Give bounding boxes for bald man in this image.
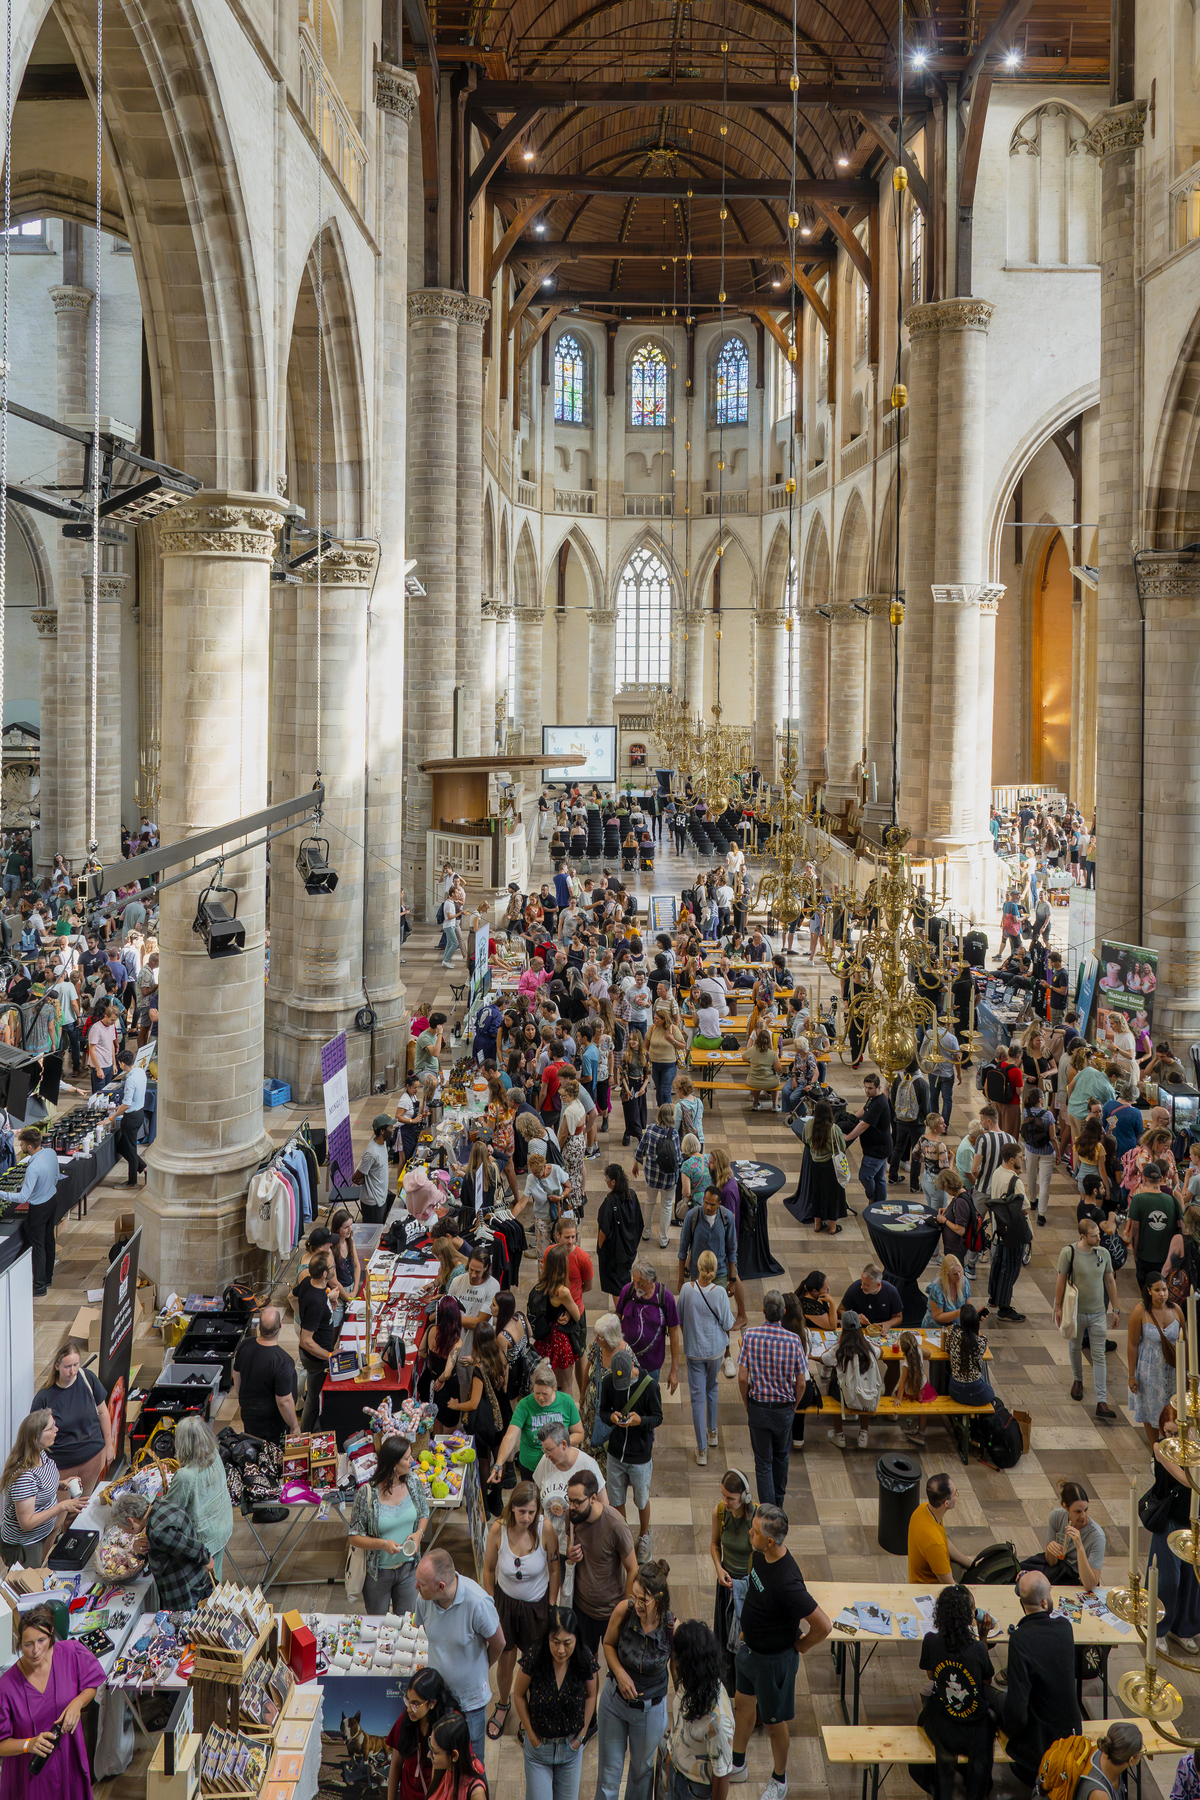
[991,1570,1081,1785]
[232,1305,298,1442]
[415,1549,504,1767]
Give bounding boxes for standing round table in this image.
[862,1201,942,1326]
[730,1160,786,1279]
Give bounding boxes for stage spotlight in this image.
[193,884,245,957]
[296,836,339,895]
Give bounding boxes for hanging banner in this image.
[470,918,491,1007]
[320,1033,356,1189]
[98,1227,141,1467]
[1075,954,1099,1041]
[1097,941,1158,1037]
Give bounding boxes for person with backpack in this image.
[1032,1724,1143,1800]
[632,1104,682,1250]
[819,1311,882,1450]
[1054,1218,1119,1420]
[616,1261,681,1397]
[986,1141,1031,1322]
[1021,1086,1058,1226]
[985,1045,1023,1137]
[889,1061,930,1186]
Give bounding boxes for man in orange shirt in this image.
[907,1472,972,1583]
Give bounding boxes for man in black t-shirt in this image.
[294,1255,339,1432]
[844,1073,894,1206]
[732,1505,831,1798]
[232,1306,299,1442]
[839,1264,904,1327]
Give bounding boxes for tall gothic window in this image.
[554,332,586,423]
[629,342,668,428]
[778,329,796,417]
[714,336,749,424]
[616,546,672,687]
[909,204,924,306]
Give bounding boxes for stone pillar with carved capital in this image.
[862,597,896,828]
[493,604,511,730]
[1138,557,1200,1035]
[405,290,461,916]
[753,608,789,778]
[51,282,94,869]
[479,601,499,748]
[825,603,866,805]
[512,607,545,746]
[975,593,1000,845]
[456,300,490,754]
[32,611,58,871]
[364,61,417,1050]
[137,494,286,1291]
[587,607,618,724]
[1092,101,1148,949]
[682,610,706,718]
[266,544,379,1102]
[797,607,829,791]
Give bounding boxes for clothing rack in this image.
[259,1118,318,1298]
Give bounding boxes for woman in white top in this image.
[558,1072,588,1216]
[482,1481,561,1740]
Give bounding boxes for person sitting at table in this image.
[907,1471,972,1588]
[989,1571,1081,1789]
[796,1270,838,1332]
[909,1582,998,1800]
[946,1303,996,1408]
[838,1264,902,1329]
[893,1331,938,1445]
[1020,1479,1106,1589]
[922,1254,972,1328]
[819,1311,882,1451]
[746,1031,784,1114]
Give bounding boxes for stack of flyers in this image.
[914,1595,937,1631]
[834,1607,859,1634]
[895,1613,921,1639]
[854,1602,893,1635]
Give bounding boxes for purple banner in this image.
[320,1032,356,1188]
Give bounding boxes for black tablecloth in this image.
[863,1202,941,1326]
[320,1361,414,1448]
[0,1136,119,1275]
[730,1161,785,1279]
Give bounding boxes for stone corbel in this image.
[373,60,419,123]
[1085,101,1147,161]
[31,609,58,638]
[931,582,1006,608]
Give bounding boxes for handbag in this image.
[832,1151,850,1187]
[1059,1246,1079,1339]
[1139,1482,1177,1534]
[593,1372,653,1449]
[345,1542,367,1607]
[798,1373,823,1413]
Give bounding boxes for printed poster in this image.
[320,1033,356,1189]
[1096,940,1158,1037]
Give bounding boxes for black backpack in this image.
[1020,1109,1051,1149]
[982,1064,1010,1105]
[436,900,446,925]
[978,1400,1024,1469]
[526,1283,552,1343]
[657,1133,679,1176]
[961,1539,1022,1583]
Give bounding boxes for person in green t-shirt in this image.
[487,1368,582,1480]
[1127,1165,1183,1285]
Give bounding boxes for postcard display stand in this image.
[186,1587,322,1800]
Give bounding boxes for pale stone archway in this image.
[798,513,830,786]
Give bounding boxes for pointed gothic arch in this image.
[762,521,794,608]
[513,518,540,608]
[285,221,368,536]
[482,490,496,597]
[834,489,871,604]
[802,513,830,607]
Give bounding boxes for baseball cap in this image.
[610,1347,636,1390]
[372,1113,393,1134]
[842,1310,861,1329]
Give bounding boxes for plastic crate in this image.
[263,1079,292,1108]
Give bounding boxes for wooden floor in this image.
[48,831,1200,1798]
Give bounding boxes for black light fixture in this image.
[296,835,338,895]
[193,875,245,958]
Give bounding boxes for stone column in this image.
[797,608,828,789]
[862,596,896,827]
[682,610,706,718]
[493,603,511,734]
[512,606,544,748]
[135,520,163,828]
[266,543,377,1102]
[50,283,92,869]
[32,611,58,868]
[555,611,567,724]
[366,62,417,1050]
[81,570,125,867]
[1141,557,1200,1036]
[975,592,1001,855]
[404,290,460,916]
[1092,101,1147,947]
[455,302,490,755]
[587,608,618,724]
[825,604,866,805]
[138,493,285,1291]
[479,601,499,749]
[897,305,941,840]
[754,608,789,779]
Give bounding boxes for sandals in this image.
[487,1703,512,1740]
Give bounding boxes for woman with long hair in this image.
[667,1619,734,1800]
[595,1562,675,1800]
[31,1337,112,1498]
[911,1582,997,1800]
[348,1434,430,1616]
[1144,1403,1200,1655]
[893,1331,937,1445]
[796,1270,838,1332]
[820,1311,882,1449]
[922,1254,971,1328]
[445,1322,511,1478]
[0,1411,84,1567]
[619,1030,649,1145]
[1127,1275,1184,1447]
[708,1468,755,1691]
[512,1605,598,1800]
[789,1097,847,1233]
[417,1296,464,1428]
[596,1166,645,1303]
[946,1303,996,1407]
[481,1483,561,1741]
[530,1245,583,1389]
[1074,1116,1110,1197]
[428,1713,487,1800]
[557,1072,588,1217]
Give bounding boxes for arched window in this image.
[714,336,749,424]
[616,546,672,686]
[777,329,796,418]
[909,205,924,306]
[629,342,669,428]
[554,332,586,423]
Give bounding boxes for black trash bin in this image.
[876,1452,922,1556]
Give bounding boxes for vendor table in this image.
[0,1135,119,1275]
[807,1581,1132,1725]
[806,1327,991,1399]
[728,1160,785,1279]
[319,1361,413,1449]
[862,1201,942,1325]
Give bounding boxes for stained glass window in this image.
[629,342,669,427]
[910,204,924,306]
[554,333,585,423]
[715,336,749,424]
[616,546,672,687]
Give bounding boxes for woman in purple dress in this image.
[0,1604,104,1800]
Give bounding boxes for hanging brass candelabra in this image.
[831,825,943,1082]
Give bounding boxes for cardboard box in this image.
[286,1625,316,1684]
[281,1435,310,1478]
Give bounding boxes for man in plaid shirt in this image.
[633,1103,682,1249]
[737,1291,808,1505]
[134,1492,214,1611]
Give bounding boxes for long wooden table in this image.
[822,1719,1178,1800]
[806,1582,1134,1725]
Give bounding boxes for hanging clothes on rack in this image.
[245,1122,318,1253]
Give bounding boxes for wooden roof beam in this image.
[472,81,929,112]
[491,174,874,201]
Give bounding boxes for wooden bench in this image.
[803,1394,994,1464]
[821,1721,1176,1800]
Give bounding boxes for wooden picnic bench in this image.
[821,1720,1177,1800]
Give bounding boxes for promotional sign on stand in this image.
[98,1227,141,1466]
[1096,940,1158,1037]
[320,1033,356,1190]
